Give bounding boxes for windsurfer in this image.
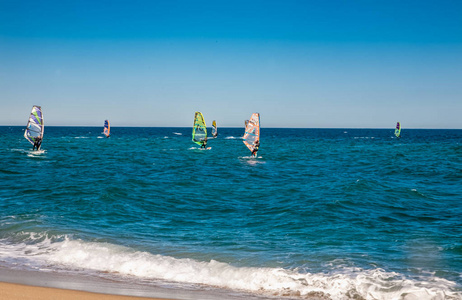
[251,139,260,157]
[201,138,207,149]
[33,137,42,151]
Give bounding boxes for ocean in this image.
[1,126,461,300]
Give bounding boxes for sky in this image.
[1,0,461,128]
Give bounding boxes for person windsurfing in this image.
[251,139,260,157]
[33,137,42,151]
[200,137,207,149]
[25,105,44,151]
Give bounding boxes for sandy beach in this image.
[0,267,238,300]
[0,268,192,300]
[0,282,172,300]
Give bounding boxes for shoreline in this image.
[0,267,272,300]
[0,267,221,300]
[0,267,179,300]
[0,282,172,300]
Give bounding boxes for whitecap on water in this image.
[26,149,46,157]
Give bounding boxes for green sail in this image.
[192,112,207,146]
[395,122,401,138]
[24,105,44,145]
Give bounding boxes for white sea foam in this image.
[173,132,182,135]
[26,149,46,157]
[225,136,243,140]
[0,233,459,299]
[11,148,46,156]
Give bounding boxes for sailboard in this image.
[104,120,110,137]
[395,122,401,138]
[212,120,217,138]
[192,112,207,146]
[24,105,44,147]
[243,113,260,153]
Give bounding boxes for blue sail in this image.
[24,105,44,145]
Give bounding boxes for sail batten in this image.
[24,105,44,145]
[192,112,207,146]
[243,113,260,153]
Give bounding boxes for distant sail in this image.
[245,120,249,128]
[212,120,217,138]
[243,113,260,153]
[104,120,110,137]
[395,122,401,138]
[24,105,44,146]
[192,112,207,146]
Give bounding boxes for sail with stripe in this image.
[395,122,401,138]
[243,113,260,153]
[104,120,110,137]
[212,120,217,138]
[24,105,44,146]
[192,112,207,146]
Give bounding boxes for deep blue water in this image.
[1,126,461,299]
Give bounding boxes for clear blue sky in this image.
[1,0,461,128]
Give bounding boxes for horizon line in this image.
[2,125,461,130]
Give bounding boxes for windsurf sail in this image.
[24,105,44,146]
[395,122,401,138]
[192,112,207,145]
[212,120,217,138]
[104,120,110,137]
[245,120,249,128]
[243,113,260,153]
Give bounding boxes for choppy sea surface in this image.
[1,126,461,300]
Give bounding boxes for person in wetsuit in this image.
[200,137,207,149]
[251,139,260,157]
[32,137,42,151]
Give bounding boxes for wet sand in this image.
[0,267,236,300]
[0,268,188,300]
[0,282,173,300]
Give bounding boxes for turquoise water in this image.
[1,126,461,299]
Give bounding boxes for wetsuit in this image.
[251,141,259,157]
[200,137,207,149]
[33,138,42,151]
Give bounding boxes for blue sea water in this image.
[1,126,461,299]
